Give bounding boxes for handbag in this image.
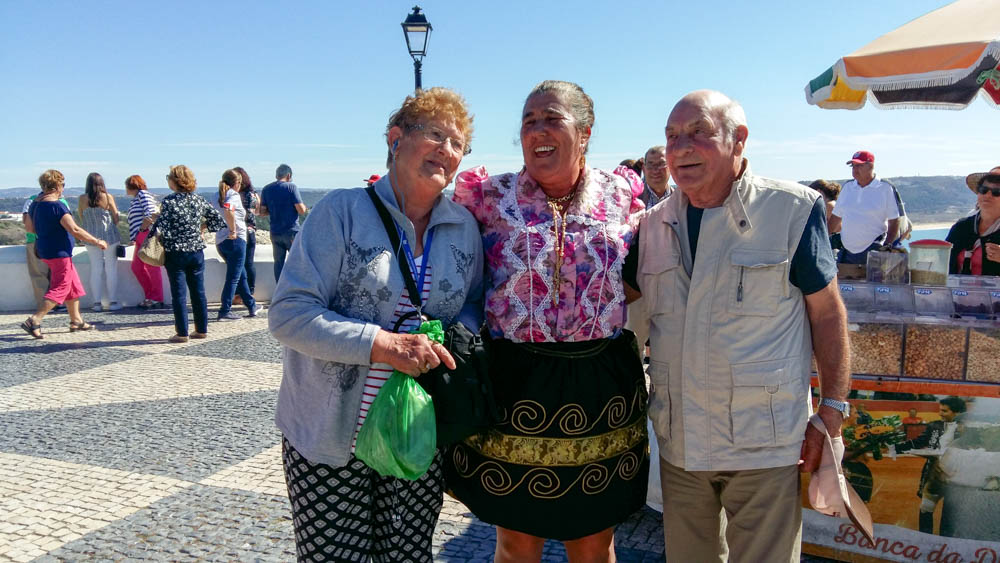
[366,186,497,446]
[115,244,126,258]
[138,225,165,267]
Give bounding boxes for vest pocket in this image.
[640,251,681,315]
[648,360,672,441]
[727,250,788,316]
[729,357,805,448]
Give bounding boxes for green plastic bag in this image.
[355,320,442,479]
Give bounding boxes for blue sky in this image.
[1,0,997,191]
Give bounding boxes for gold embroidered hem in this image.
[464,417,647,467]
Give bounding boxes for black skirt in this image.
[444,332,649,541]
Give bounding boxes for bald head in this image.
[665,90,749,207]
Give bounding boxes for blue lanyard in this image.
[395,223,434,302]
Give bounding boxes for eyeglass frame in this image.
[406,123,471,156]
[977,174,1000,196]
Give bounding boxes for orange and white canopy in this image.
[806,0,1000,110]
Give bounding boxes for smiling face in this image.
[388,116,466,200]
[520,91,589,194]
[643,147,669,193]
[977,167,1000,217]
[665,92,746,206]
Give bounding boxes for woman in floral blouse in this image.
[447,80,648,562]
[146,165,225,343]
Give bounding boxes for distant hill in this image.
[0,176,978,226]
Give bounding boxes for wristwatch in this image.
[819,398,851,419]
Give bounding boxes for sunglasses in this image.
[977,185,1000,197]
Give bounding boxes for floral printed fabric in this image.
[454,166,643,342]
[155,192,225,252]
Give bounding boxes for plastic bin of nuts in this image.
[847,323,903,376]
[966,328,1000,383]
[904,325,968,380]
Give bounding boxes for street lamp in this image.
[401,6,432,92]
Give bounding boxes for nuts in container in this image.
[847,323,902,376]
[967,329,1000,383]
[904,325,967,380]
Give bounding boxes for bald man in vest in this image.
[624,90,851,562]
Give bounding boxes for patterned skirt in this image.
[444,332,649,541]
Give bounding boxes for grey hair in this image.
[275,164,293,180]
[525,80,594,153]
[718,98,747,142]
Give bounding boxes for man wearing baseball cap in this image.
[828,151,903,264]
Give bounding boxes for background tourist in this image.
[259,163,306,282]
[212,169,259,321]
[21,169,107,338]
[947,166,1000,276]
[639,145,672,208]
[125,174,163,309]
[22,191,69,310]
[828,151,900,264]
[269,87,482,562]
[147,165,225,343]
[78,172,122,311]
[809,178,841,223]
[233,166,258,301]
[450,80,647,563]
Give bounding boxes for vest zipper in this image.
[737,266,744,302]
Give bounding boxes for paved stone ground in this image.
[0,308,670,562]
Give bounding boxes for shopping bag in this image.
[355,320,441,479]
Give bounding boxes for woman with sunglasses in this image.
[946,166,1000,276]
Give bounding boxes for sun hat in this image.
[965,166,1000,193]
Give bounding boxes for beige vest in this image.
[637,162,819,471]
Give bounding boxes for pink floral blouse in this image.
[454,166,643,343]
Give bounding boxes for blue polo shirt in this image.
[260,180,303,236]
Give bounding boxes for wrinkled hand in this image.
[800,405,843,473]
[370,330,456,377]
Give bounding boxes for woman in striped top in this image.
[125,175,163,308]
[269,87,484,563]
[78,172,123,311]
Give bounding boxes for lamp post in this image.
[401,6,432,92]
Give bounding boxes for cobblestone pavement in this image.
[0,308,669,562]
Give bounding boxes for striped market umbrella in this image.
[805,0,1000,110]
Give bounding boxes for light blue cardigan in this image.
[269,176,484,467]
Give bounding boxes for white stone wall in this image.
[0,244,276,312]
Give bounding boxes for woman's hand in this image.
[97,239,108,251]
[370,329,456,376]
[986,242,1000,263]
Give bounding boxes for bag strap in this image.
[366,186,422,311]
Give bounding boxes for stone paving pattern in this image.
[0,309,670,562]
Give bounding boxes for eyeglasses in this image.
[407,123,471,156]
[977,184,1000,197]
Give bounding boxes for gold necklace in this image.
[547,197,572,306]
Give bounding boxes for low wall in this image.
[0,244,277,312]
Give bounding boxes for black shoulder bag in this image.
[365,187,497,446]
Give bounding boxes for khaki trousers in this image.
[25,242,50,308]
[660,458,801,563]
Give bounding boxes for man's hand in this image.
[800,405,843,473]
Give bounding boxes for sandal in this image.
[138,299,153,309]
[69,321,94,332]
[20,317,43,339]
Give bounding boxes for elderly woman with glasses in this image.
[268,87,483,563]
[947,166,1000,276]
[447,80,648,563]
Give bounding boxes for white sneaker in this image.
[108,302,123,311]
[92,304,103,312]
